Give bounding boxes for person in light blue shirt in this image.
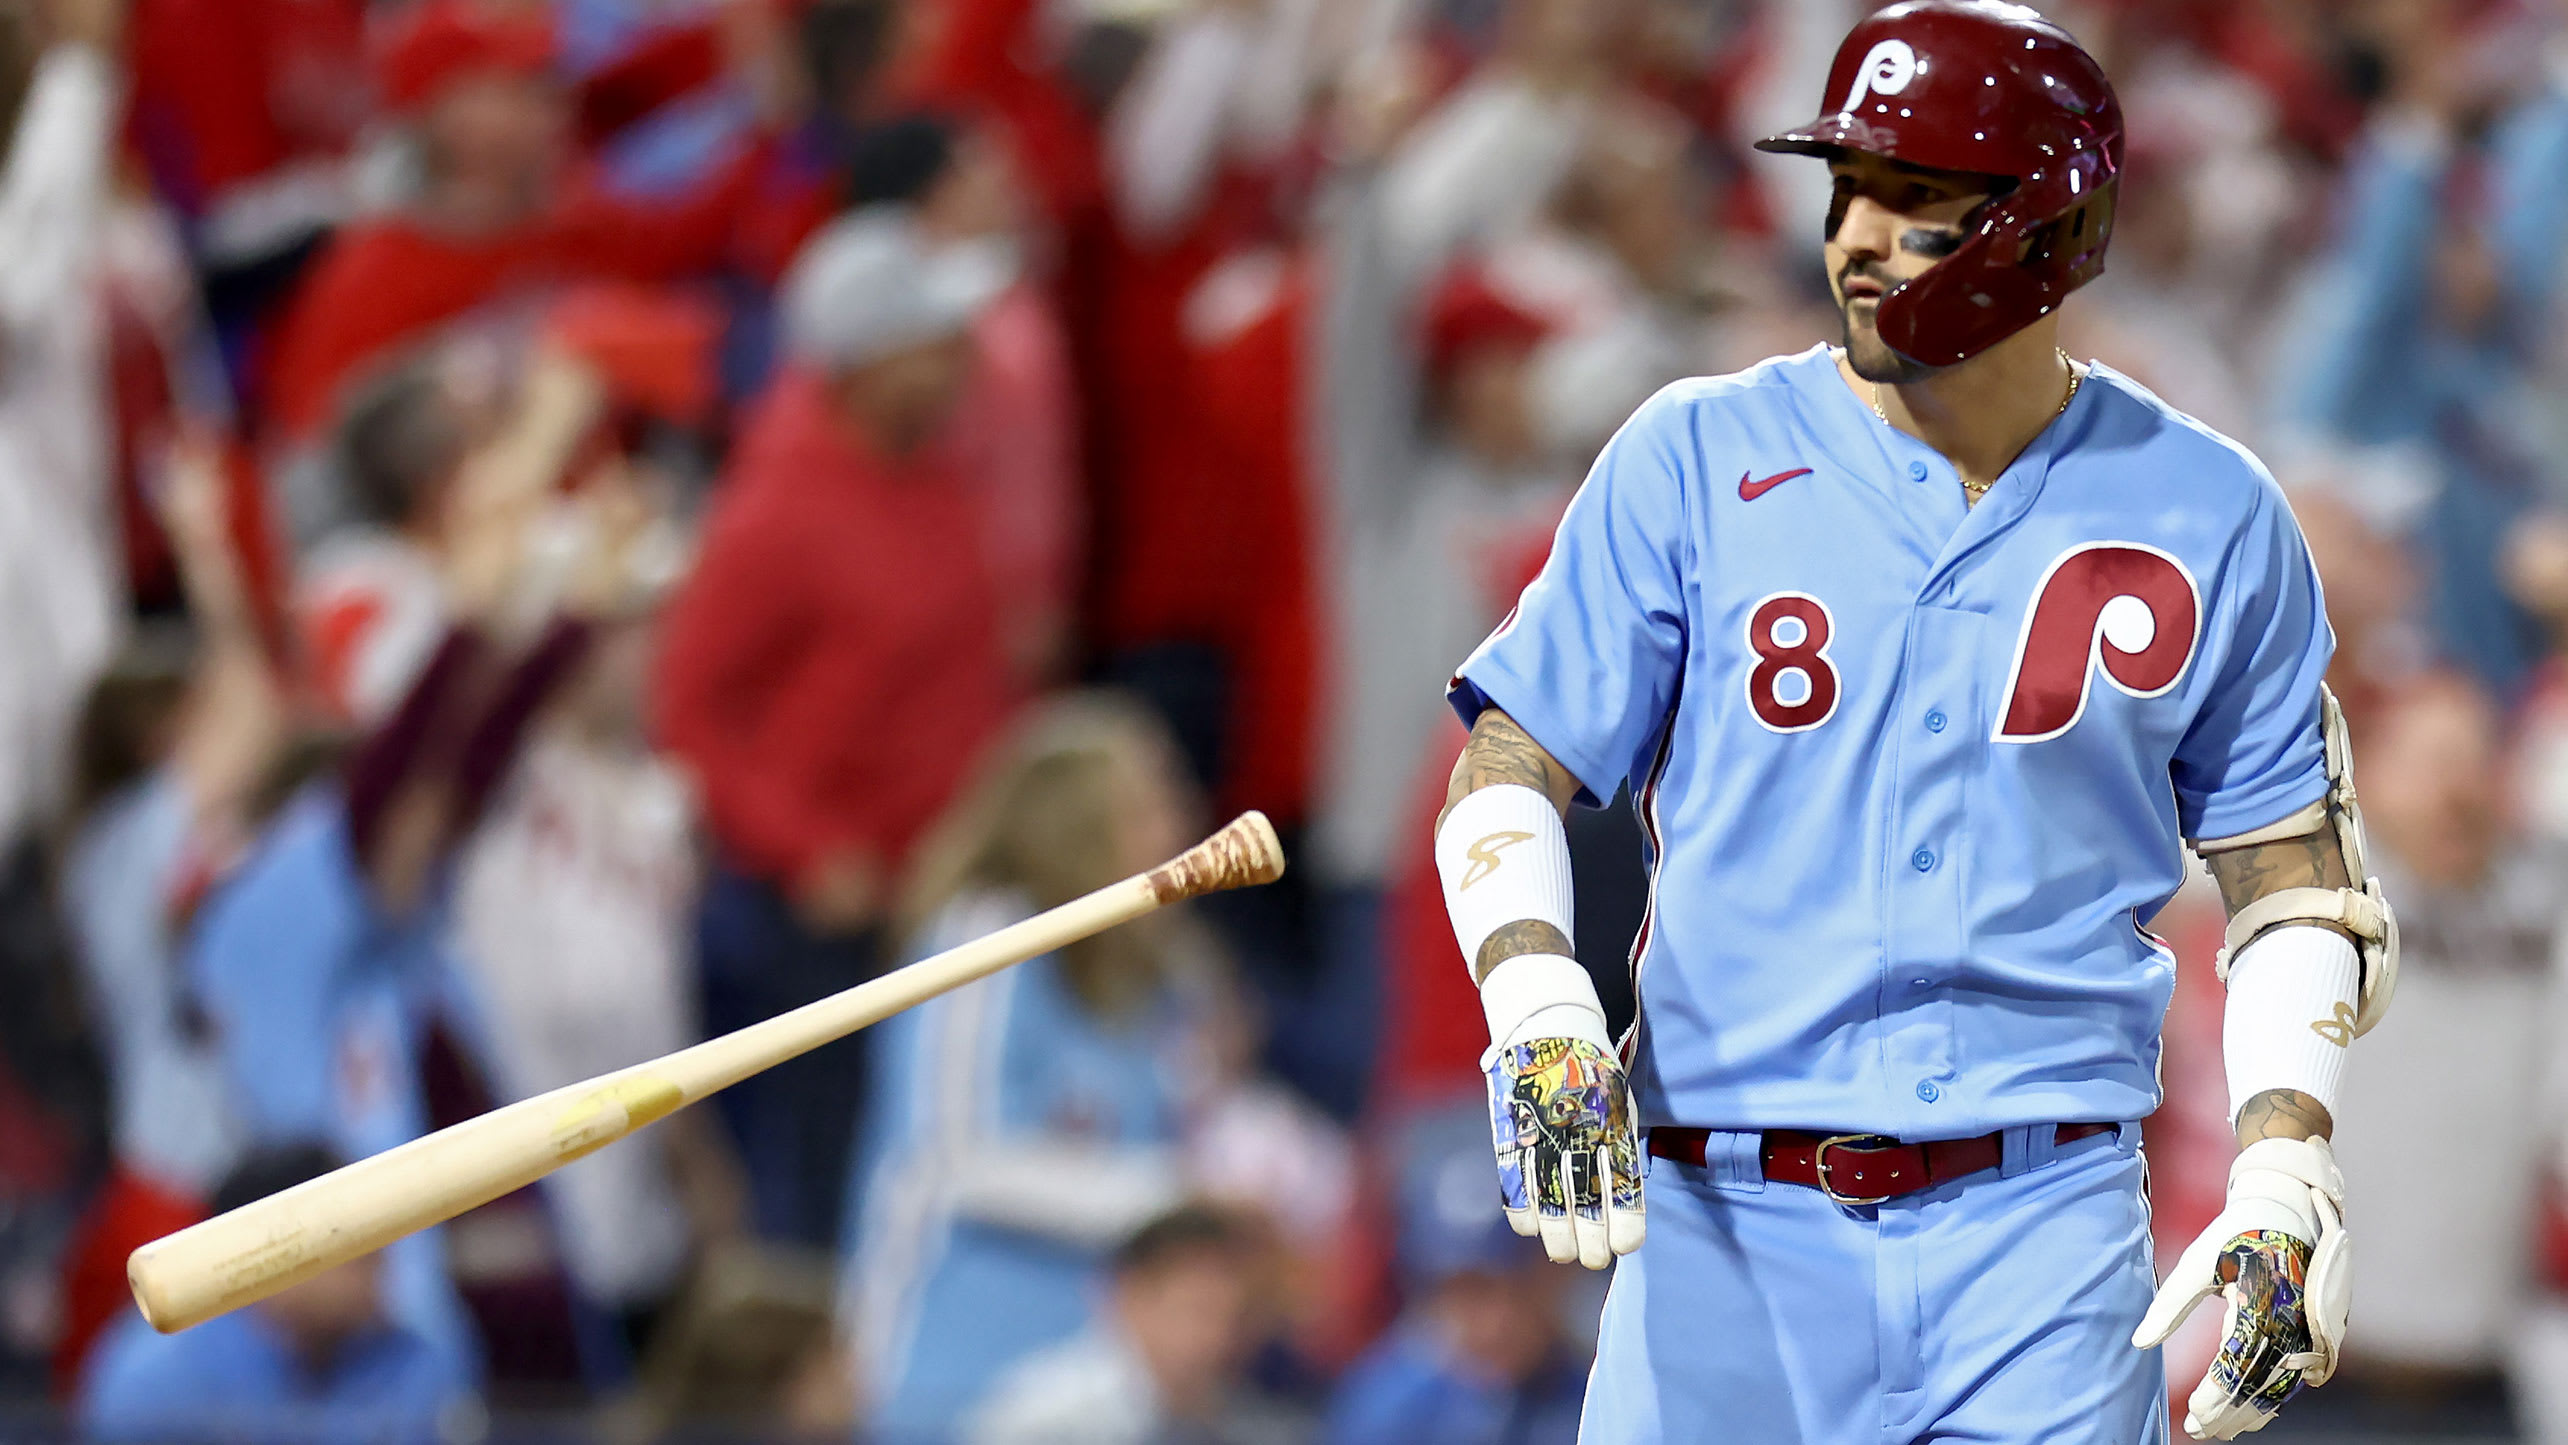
[843,696,1215,1441]
[1428,7,2401,1442]
[77,1146,474,1444]
[184,789,479,1372]
[182,620,597,1377]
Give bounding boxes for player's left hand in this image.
[2132,1137,2351,1440]
[1485,1035,1645,1269]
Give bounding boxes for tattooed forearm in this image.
[2204,829,2349,911]
[1442,708,1578,824]
[1474,919,1576,984]
[1456,709,1562,795]
[2236,1087,2334,1144]
[2204,830,2357,945]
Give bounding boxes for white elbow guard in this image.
[1435,784,1603,1051]
[2193,685,2400,1037]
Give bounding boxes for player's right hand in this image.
[1485,1034,1645,1269]
[2131,1137,2351,1440]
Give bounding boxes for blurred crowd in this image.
[0,0,2565,1439]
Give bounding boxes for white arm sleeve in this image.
[2221,924,2361,1125]
[1433,783,1574,967]
[1435,783,1604,1050]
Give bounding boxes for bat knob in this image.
[1149,811,1287,903]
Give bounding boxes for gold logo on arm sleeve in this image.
[1461,830,1536,890]
[2309,1002,2356,1048]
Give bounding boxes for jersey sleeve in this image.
[1447,384,1694,806]
[2170,474,2336,841]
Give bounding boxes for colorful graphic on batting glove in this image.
[2209,1233,2314,1416]
[2133,1137,2351,1440]
[1486,1035,1644,1270]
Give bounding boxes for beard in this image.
[1839,300,1935,384]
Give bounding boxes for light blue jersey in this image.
[1451,344,2332,1141]
[847,891,1197,1442]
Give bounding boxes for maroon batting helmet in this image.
[1756,0,2123,368]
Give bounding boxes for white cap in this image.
[781,206,1016,369]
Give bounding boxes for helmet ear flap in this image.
[2034,179,2118,286]
[1873,165,2120,367]
[1873,215,2032,367]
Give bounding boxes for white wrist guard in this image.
[1477,953,1610,1054]
[1434,784,1575,977]
[2221,924,2360,1126]
[2228,1135,2346,1237]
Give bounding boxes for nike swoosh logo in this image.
[1738,467,1814,501]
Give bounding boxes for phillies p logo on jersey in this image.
[1994,542,2200,742]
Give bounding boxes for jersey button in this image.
[1910,847,1935,872]
[1924,709,1947,733]
[1916,1080,1942,1103]
[1906,460,1929,482]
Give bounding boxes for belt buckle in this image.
[1812,1133,1898,1206]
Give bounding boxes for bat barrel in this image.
[128,1066,685,1333]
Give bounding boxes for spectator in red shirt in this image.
[260,0,753,446]
[840,114,1082,688]
[653,206,1022,1245]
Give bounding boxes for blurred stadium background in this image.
[0,0,2562,1438]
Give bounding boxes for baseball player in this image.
[1431,4,2398,1441]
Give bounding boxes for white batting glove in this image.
[2132,1137,2352,1439]
[1483,991,1645,1271]
[1439,788,1643,1271]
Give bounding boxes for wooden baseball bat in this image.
[128,810,1286,1334]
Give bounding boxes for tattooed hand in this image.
[2134,1138,2352,1439]
[1487,1035,1646,1269]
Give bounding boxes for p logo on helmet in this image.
[1839,39,1918,115]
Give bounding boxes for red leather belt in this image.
[1647,1123,2117,1205]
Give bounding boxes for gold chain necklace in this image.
[1870,348,2083,501]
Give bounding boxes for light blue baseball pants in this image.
[1581,1123,2168,1444]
